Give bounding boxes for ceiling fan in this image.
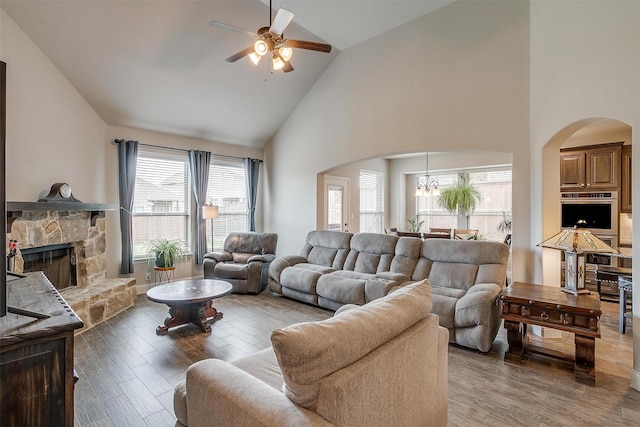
[209,1,332,73]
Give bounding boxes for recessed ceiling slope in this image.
[2,0,454,148]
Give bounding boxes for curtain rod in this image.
[113,139,262,162]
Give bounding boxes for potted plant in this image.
[497,210,512,246]
[497,210,512,234]
[408,216,424,233]
[436,176,483,216]
[145,238,187,268]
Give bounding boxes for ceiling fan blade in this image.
[269,8,294,36]
[210,21,258,39]
[225,46,255,63]
[286,40,332,53]
[283,61,294,73]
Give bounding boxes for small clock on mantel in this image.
[38,182,82,202]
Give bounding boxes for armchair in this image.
[204,232,278,294]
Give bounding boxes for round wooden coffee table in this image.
[146,279,233,335]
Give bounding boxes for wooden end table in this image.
[500,282,601,385]
[146,279,233,335]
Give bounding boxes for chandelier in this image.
[415,152,440,197]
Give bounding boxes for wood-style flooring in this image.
[73,289,639,426]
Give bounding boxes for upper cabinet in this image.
[621,145,632,213]
[560,143,623,191]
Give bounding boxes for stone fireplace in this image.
[10,210,106,286]
[7,203,136,332]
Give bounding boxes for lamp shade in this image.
[202,205,219,219]
[537,227,618,254]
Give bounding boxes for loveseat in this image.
[173,281,448,427]
[203,232,277,294]
[269,230,509,352]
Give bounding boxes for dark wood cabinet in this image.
[621,145,632,213]
[560,143,622,191]
[0,272,83,427]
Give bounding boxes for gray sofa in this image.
[204,232,277,294]
[174,281,448,427]
[269,230,509,352]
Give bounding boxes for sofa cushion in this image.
[281,267,324,294]
[301,230,352,269]
[230,347,283,391]
[270,280,431,409]
[316,275,367,305]
[232,253,253,264]
[342,233,398,273]
[428,262,479,291]
[214,262,248,279]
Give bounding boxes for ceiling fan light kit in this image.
[210,2,331,75]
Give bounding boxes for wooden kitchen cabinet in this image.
[560,143,622,191]
[621,145,632,213]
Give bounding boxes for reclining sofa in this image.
[269,230,509,352]
[174,281,448,427]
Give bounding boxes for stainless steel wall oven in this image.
[560,191,619,267]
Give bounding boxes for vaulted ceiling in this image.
[1,0,456,148]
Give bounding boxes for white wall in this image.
[1,10,107,202]
[265,1,531,277]
[529,0,640,389]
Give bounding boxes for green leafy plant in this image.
[408,216,424,233]
[145,238,187,268]
[497,210,512,234]
[436,177,483,216]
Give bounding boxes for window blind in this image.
[132,147,191,259]
[205,156,248,249]
[359,170,384,233]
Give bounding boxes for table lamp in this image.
[537,220,618,295]
[202,205,219,252]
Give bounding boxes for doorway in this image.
[324,175,349,232]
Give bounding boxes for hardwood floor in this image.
[73,289,638,426]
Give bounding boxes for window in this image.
[416,173,458,232]
[205,156,247,249]
[132,147,191,259]
[468,169,512,242]
[359,170,384,233]
[415,168,512,241]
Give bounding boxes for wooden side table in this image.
[1,272,84,426]
[500,282,601,385]
[154,266,175,286]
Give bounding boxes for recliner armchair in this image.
[203,232,278,294]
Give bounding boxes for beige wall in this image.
[1,9,107,203]
[1,9,263,291]
[265,1,530,273]
[529,0,640,388]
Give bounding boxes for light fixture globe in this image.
[254,39,269,56]
[272,54,285,71]
[279,46,293,62]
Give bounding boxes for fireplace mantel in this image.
[7,201,117,228]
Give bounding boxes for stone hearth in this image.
[7,206,136,332]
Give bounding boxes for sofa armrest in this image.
[454,283,503,325]
[204,250,232,263]
[269,255,308,282]
[248,253,276,264]
[185,359,332,427]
